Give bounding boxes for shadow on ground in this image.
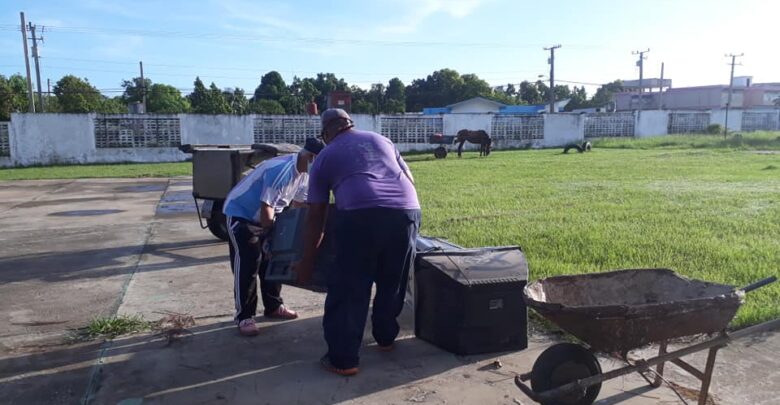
[0,238,225,284]
[1,315,476,405]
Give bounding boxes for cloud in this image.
[379,0,487,34]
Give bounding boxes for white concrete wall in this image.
[635,111,669,138]
[543,114,584,147]
[710,109,742,132]
[6,110,765,167]
[10,113,95,166]
[443,113,492,134]
[181,114,253,145]
[351,114,380,133]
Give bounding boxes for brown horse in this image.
[455,129,492,157]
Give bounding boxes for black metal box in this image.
[414,247,529,355]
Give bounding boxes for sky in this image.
[1,0,778,98]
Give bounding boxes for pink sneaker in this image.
[265,305,298,320]
[238,318,259,336]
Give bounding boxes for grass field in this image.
[409,136,779,327]
[0,161,191,181]
[2,133,779,326]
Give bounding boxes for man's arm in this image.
[396,148,415,184]
[294,202,328,283]
[259,202,275,230]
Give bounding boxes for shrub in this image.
[706,124,723,134]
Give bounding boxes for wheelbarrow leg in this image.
[651,341,668,388]
[698,347,720,405]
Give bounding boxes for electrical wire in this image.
[0,23,579,49]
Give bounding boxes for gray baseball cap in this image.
[321,108,352,128]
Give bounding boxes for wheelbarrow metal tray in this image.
[524,268,742,352]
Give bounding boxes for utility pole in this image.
[19,12,35,112]
[659,62,664,110]
[724,53,744,136]
[28,22,44,111]
[139,61,146,113]
[632,49,649,114]
[544,45,561,113]
[47,78,51,95]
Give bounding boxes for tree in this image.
[0,76,15,120]
[147,84,190,113]
[206,83,231,114]
[188,77,230,114]
[249,99,285,114]
[460,73,492,100]
[386,77,405,103]
[591,80,623,109]
[223,87,249,114]
[254,71,288,101]
[564,86,589,111]
[0,74,32,119]
[554,85,572,102]
[54,75,104,113]
[99,96,127,113]
[503,83,517,99]
[121,77,152,104]
[312,73,349,112]
[405,68,464,111]
[519,81,542,105]
[188,77,208,111]
[349,86,375,114]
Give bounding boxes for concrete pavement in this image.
[0,178,777,404]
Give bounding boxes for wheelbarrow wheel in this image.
[434,146,448,159]
[207,201,229,241]
[531,343,602,405]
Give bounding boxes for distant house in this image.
[614,76,780,111]
[422,96,570,114]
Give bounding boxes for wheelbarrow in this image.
[429,133,456,159]
[179,143,300,240]
[515,268,778,405]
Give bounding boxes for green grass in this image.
[593,131,780,150]
[0,161,191,180]
[408,144,780,327]
[74,315,152,341]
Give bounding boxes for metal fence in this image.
[741,111,779,132]
[380,116,443,143]
[94,116,181,148]
[668,112,710,134]
[584,112,635,138]
[253,116,320,144]
[0,122,9,157]
[490,115,544,140]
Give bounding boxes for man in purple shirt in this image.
[294,108,421,376]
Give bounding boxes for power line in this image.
[0,24,567,49]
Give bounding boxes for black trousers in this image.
[227,216,283,322]
[323,208,421,369]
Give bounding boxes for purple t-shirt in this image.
[307,129,420,211]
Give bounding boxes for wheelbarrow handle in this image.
[514,376,542,402]
[741,276,777,293]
